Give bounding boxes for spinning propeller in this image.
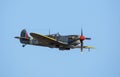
[79,28,91,52]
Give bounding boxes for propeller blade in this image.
[81,28,83,36]
[80,28,84,52]
[81,40,83,52]
[85,38,91,40]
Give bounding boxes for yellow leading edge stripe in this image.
[31,33,56,41]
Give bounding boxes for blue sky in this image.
[1,0,120,77]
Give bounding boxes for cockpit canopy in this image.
[47,33,61,37]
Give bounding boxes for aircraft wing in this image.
[30,32,68,47]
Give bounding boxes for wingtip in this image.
[30,32,35,36]
[86,46,95,49]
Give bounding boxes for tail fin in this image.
[20,29,30,44]
[20,29,29,39]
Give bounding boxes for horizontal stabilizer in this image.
[14,36,29,40]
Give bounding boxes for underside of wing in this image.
[71,45,94,49]
[30,33,68,48]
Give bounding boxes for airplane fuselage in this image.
[15,29,93,51]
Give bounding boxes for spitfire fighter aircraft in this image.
[15,29,93,52]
